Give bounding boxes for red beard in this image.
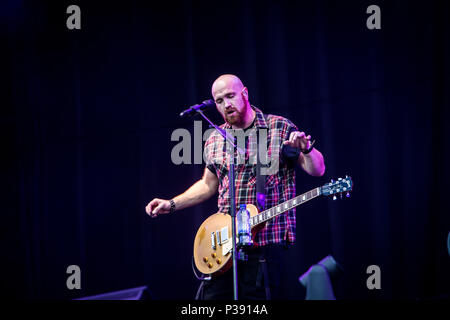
[224,108,244,126]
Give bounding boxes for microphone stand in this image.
[195,109,244,301]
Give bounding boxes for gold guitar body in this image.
[193,204,262,276]
[192,176,353,276]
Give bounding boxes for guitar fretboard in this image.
[249,187,322,227]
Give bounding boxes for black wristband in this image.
[169,199,176,213]
[301,139,315,155]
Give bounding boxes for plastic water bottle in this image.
[237,204,253,247]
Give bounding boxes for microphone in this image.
[180,99,215,117]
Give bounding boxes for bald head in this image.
[211,74,244,98]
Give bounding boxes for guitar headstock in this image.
[321,175,353,200]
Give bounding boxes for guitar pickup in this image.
[220,227,229,245]
[211,232,216,250]
[215,229,221,245]
[220,226,229,244]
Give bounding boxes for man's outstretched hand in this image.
[283,131,312,151]
[145,198,171,218]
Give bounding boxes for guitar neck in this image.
[249,187,322,228]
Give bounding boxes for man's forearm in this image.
[299,148,325,177]
[172,179,216,211]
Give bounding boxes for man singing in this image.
[146,74,325,299]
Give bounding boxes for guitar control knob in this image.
[211,253,217,258]
[203,257,209,263]
[346,192,351,198]
[207,262,213,268]
[216,258,222,265]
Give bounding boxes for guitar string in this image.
[250,188,321,227]
[250,180,352,227]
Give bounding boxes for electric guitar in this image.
[193,176,353,276]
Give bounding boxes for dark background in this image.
[2,0,449,300]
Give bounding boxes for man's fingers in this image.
[292,132,305,142]
[297,132,306,140]
[152,202,165,215]
[288,132,295,144]
[284,131,311,148]
[145,202,154,215]
[145,199,160,215]
[290,132,296,143]
[288,131,304,145]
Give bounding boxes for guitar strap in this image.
[255,114,269,211]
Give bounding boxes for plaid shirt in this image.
[204,106,299,246]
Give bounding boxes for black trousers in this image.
[198,244,288,300]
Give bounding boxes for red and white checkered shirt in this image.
[204,106,299,246]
